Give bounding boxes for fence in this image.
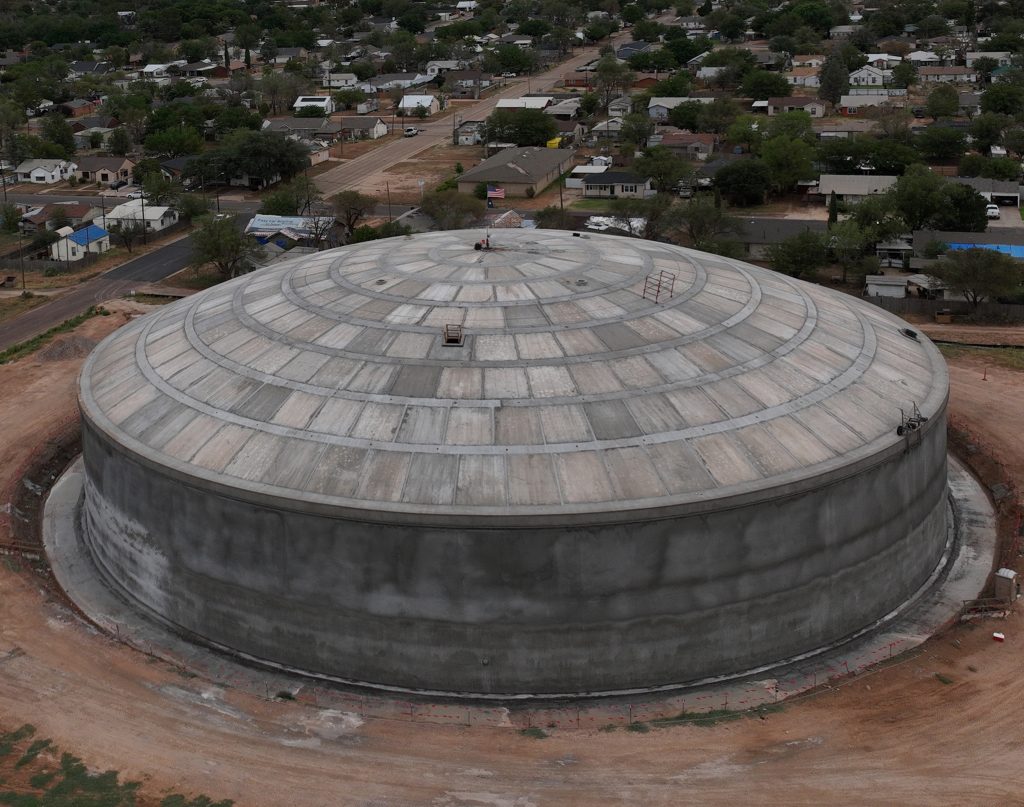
[866,295,1024,323]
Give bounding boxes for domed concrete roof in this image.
[80,230,948,522]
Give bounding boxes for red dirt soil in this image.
[0,314,1022,806]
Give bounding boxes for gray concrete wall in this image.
[79,410,948,696]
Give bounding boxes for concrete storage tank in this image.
[77,230,949,696]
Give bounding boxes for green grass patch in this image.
[652,708,744,728]
[28,771,56,789]
[598,724,617,732]
[124,293,179,306]
[935,672,954,685]
[748,703,785,719]
[518,727,548,739]
[15,739,50,768]
[0,305,108,365]
[161,796,235,807]
[568,199,615,212]
[938,344,1024,372]
[626,722,650,733]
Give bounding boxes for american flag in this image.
[486,185,505,199]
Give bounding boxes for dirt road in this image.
[0,316,1023,805]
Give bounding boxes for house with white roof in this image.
[293,95,336,114]
[965,51,1011,67]
[647,96,709,121]
[321,72,358,89]
[103,199,179,233]
[398,94,440,115]
[15,159,77,184]
[906,50,941,66]
[864,54,902,69]
[849,65,891,86]
[495,97,552,110]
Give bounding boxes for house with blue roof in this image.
[50,224,111,263]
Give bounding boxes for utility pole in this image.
[386,182,392,223]
[139,193,148,243]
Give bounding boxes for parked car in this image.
[109,180,128,190]
[126,189,144,199]
[986,204,1001,219]
[403,126,419,137]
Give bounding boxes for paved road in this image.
[0,233,195,352]
[6,190,259,214]
[313,39,629,197]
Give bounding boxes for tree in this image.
[535,206,574,229]
[419,190,484,229]
[175,194,210,221]
[887,165,946,232]
[696,98,741,135]
[634,146,689,192]
[145,126,203,158]
[715,159,773,206]
[766,110,814,142]
[891,61,917,89]
[141,173,180,205]
[726,115,763,154]
[761,135,816,192]
[235,23,260,69]
[932,248,1024,308]
[334,89,367,110]
[925,84,959,119]
[482,108,558,146]
[959,154,1022,181]
[107,127,131,157]
[593,54,635,110]
[827,219,867,283]
[110,218,146,253]
[818,54,850,105]
[740,70,791,100]
[981,84,1024,115]
[929,184,987,232]
[620,113,655,149]
[351,221,412,243]
[191,214,264,279]
[767,230,827,278]
[674,196,740,250]
[827,191,838,227]
[1001,126,1024,159]
[332,190,377,236]
[667,101,703,132]
[973,56,999,83]
[41,114,75,157]
[969,113,1011,154]
[915,126,967,162]
[259,176,322,216]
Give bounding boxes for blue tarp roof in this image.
[68,225,108,246]
[947,242,1024,258]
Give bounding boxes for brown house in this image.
[75,156,136,184]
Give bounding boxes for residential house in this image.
[864,274,911,298]
[61,98,98,117]
[75,156,135,184]
[67,60,113,78]
[496,97,552,110]
[140,62,185,82]
[19,202,98,232]
[659,131,716,160]
[864,53,902,69]
[906,50,941,66]
[616,42,650,60]
[952,177,1020,206]
[817,174,898,203]
[813,119,876,139]
[340,116,389,140]
[371,72,430,91]
[583,171,655,199]
[103,199,180,233]
[15,159,77,184]
[446,70,493,98]
[829,24,861,38]
[293,95,336,114]
[181,60,225,79]
[918,66,979,84]
[839,94,898,114]
[399,94,440,115]
[697,66,728,82]
[456,147,574,196]
[70,114,121,133]
[785,67,820,88]
[608,96,632,117]
[737,219,828,259]
[849,65,891,86]
[160,156,197,183]
[553,118,586,146]
[49,224,111,262]
[456,120,486,145]
[766,96,825,117]
[792,54,825,68]
[72,127,116,149]
[958,92,981,117]
[965,51,1011,68]
[271,47,308,65]
[322,71,358,90]
[499,33,533,48]
[425,59,462,77]
[263,117,344,141]
[647,97,696,121]
[544,98,580,119]
[565,164,608,188]
[590,118,624,138]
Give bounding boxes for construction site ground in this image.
[0,306,1023,806]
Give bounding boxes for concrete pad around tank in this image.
[45,454,995,713]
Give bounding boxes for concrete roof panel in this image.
[80,230,948,516]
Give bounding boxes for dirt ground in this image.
[374,142,483,203]
[1,315,1024,806]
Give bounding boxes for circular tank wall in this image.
[77,230,949,696]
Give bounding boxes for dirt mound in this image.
[36,335,98,362]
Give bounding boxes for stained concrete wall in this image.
[79,409,948,696]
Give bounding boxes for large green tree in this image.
[634,146,690,192]
[761,135,816,191]
[420,190,484,229]
[715,159,773,206]
[482,108,558,146]
[766,230,827,278]
[925,84,959,119]
[191,214,265,278]
[817,54,850,105]
[739,70,791,100]
[932,248,1024,307]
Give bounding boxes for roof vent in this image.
[442,323,464,346]
[899,327,919,341]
